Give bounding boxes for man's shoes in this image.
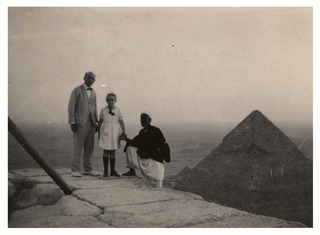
[83,171,100,176]
[110,171,121,177]
[72,172,82,178]
[122,169,136,177]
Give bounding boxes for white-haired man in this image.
[68,71,100,177]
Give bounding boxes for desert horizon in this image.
[8,119,313,178]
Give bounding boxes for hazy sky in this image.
[2,2,319,234]
[8,7,312,127]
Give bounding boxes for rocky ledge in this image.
[8,167,306,228]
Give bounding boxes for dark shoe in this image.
[99,173,109,179]
[122,169,136,176]
[102,168,108,177]
[110,171,121,177]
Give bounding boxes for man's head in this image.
[84,71,96,87]
[140,113,152,128]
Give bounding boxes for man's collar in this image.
[83,83,91,89]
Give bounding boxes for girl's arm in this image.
[119,119,126,137]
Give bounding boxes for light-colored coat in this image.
[68,84,98,126]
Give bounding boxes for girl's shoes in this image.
[122,168,136,176]
[110,171,121,177]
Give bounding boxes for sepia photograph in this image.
[3,0,319,233]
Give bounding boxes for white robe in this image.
[125,146,164,181]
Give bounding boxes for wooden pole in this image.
[8,117,73,195]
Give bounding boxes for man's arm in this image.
[123,133,140,152]
[68,88,79,132]
[94,90,99,128]
[68,88,77,124]
[155,128,171,162]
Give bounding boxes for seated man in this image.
[122,113,170,188]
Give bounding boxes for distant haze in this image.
[8,7,312,127]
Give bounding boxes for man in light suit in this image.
[68,71,100,177]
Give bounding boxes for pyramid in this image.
[221,110,298,154]
[174,110,313,226]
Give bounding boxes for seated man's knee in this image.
[126,146,137,153]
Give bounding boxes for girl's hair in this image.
[106,92,117,102]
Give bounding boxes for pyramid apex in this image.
[253,109,261,114]
[222,110,297,154]
[248,109,265,118]
[252,109,261,113]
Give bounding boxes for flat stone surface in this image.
[10,167,71,177]
[8,168,307,228]
[9,195,102,227]
[98,198,303,228]
[67,176,139,189]
[73,185,202,208]
[99,198,241,227]
[9,215,112,228]
[187,214,306,228]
